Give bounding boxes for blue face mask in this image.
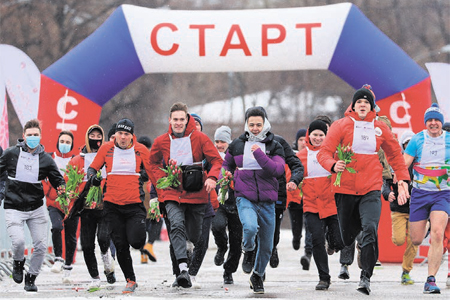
[59,143,71,154]
[26,136,41,149]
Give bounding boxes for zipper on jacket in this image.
[253,170,260,202]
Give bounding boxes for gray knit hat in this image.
[214,126,232,144]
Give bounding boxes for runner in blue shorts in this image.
[404,103,450,294]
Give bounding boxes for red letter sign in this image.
[295,23,321,55]
[261,24,286,56]
[151,23,179,56]
[220,25,251,57]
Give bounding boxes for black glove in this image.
[91,174,103,187]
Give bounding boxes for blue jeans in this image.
[236,197,275,276]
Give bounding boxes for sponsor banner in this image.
[123,3,351,73]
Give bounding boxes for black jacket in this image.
[381,164,413,214]
[0,140,65,211]
[273,135,304,209]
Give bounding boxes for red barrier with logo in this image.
[38,75,102,153]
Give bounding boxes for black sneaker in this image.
[214,248,227,266]
[338,264,350,280]
[176,270,192,288]
[300,253,311,271]
[24,273,38,292]
[249,272,264,294]
[13,258,26,284]
[315,280,330,290]
[105,270,116,284]
[357,276,371,295]
[242,250,255,274]
[269,248,279,268]
[223,271,234,284]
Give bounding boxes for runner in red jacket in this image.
[42,131,78,281]
[299,120,344,290]
[148,102,222,288]
[88,118,152,294]
[317,85,410,295]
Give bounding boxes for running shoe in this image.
[190,275,201,289]
[88,277,101,291]
[401,271,414,285]
[122,279,138,294]
[51,257,63,273]
[338,264,350,280]
[249,272,264,294]
[315,280,330,290]
[423,276,440,294]
[62,265,73,284]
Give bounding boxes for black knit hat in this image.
[107,123,117,140]
[116,118,134,135]
[352,84,375,111]
[308,120,328,136]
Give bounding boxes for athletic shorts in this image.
[409,188,450,222]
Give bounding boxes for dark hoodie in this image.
[0,140,65,211]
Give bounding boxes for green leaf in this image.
[346,167,356,173]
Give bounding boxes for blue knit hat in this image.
[190,113,203,131]
[424,103,444,125]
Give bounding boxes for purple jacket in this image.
[222,132,285,202]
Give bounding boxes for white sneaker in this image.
[101,251,115,274]
[62,266,72,284]
[191,276,201,289]
[88,277,101,290]
[51,258,63,273]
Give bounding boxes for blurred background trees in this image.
[1,0,449,145]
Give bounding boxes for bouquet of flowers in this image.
[55,165,85,215]
[156,159,182,189]
[216,168,233,205]
[147,199,163,222]
[333,143,356,187]
[85,171,102,209]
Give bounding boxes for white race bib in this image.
[306,148,330,178]
[169,134,194,166]
[242,141,266,170]
[351,118,376,155]
[13,148,40,183]
[109,146,139,176]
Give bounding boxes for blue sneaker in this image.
[423,276,440,294]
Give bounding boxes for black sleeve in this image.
[381,179,393,201]
[279,136,304,185]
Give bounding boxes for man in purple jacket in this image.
[222,107,285,294]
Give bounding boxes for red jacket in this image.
[298,134,336,219]
[317,109,410,195]
[148,114,223,204]
[286,163,302,207]
[43,151,73,213]
[89,136,152,205]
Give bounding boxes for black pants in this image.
[104,201,146,282]
[288,202,313,255]
[305,212,344,281]
[211,205,242,274]
[146,218,163,244]
[80,209,111,278]
[188,216,212,276]
[335,191,381,279]
[48,206,79,265]
[272,207,284,250]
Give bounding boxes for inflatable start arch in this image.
[38,3,430,152]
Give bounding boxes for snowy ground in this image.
[0,229,448,299]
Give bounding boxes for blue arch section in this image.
[43,6,144,106]
[328,5,429,100]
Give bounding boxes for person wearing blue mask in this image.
[0,119,66,292]
[42,131,79,283]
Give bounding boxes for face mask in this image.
[26,136,41,149]
[89,138,102,151]
[59,143,71,154]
